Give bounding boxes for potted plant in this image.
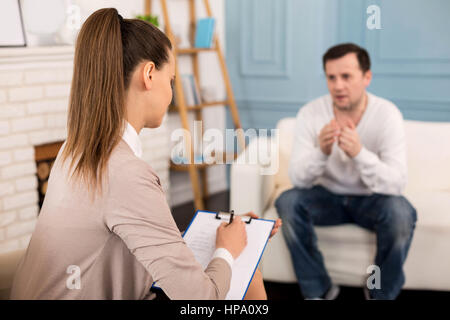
[135,14,159,27]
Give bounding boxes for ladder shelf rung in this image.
[168,100,229,112]
[176,47,216,55]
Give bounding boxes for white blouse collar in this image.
[122,121,143,159]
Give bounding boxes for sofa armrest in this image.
[230,136,277,216]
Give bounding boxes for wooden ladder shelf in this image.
[146,0,246,210]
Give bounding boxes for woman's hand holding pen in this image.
[216,216,248,259]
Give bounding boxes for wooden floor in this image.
[171,191,230,232]
[171,191,450,300]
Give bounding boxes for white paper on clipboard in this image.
[183,211,275,300]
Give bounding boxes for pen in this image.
[229,210,234,224]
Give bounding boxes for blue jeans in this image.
[275,185,417,300]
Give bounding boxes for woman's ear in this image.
[143,62,156,90]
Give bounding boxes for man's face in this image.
[325,53,372,112]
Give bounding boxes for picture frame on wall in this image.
[0,0,27,47]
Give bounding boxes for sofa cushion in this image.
[405,189,450,228]
[404,121,450,194]
[274,118,296,189]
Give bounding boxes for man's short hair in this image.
[323,43,371,73]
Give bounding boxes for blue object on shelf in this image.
[195,18,215,48]
[171,155,189,165]
[171,155,205,165]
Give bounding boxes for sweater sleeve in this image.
[353,108,407,196]
[103,161,231,300]
[288,107,328,188]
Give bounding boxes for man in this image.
[275,43,417,300]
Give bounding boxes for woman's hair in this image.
[61,8,172,195]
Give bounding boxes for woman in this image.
[10,8,280,300]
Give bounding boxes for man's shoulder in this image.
[368,93,403,120]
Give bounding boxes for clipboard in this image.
[151,210,275,299]
[182,210,275,300]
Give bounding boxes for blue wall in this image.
[225,0,450,130]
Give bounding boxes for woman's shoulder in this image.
[109,140,161,187]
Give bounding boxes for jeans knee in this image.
[275,188,313,244]
[378,197,417,241]
[275,189,294,215]
[275,188,307,220]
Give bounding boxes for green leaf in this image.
[135,14,160,28]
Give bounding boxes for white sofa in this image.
[230,118,450,291]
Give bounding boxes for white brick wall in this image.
[8,86,44,102]
[0,211,17,228]
[0,104,26,118]
[0,46,171,254]
[3,191,39,211]
[0,162,36,180]
[0,72,23,87]
[13,147,34,162]
[0,91,6,104]
[11,116,45,133]
[0,120,9,135]
[0,151,12,166]
[0,181,14,197]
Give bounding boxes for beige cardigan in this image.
[10,140,231,300]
